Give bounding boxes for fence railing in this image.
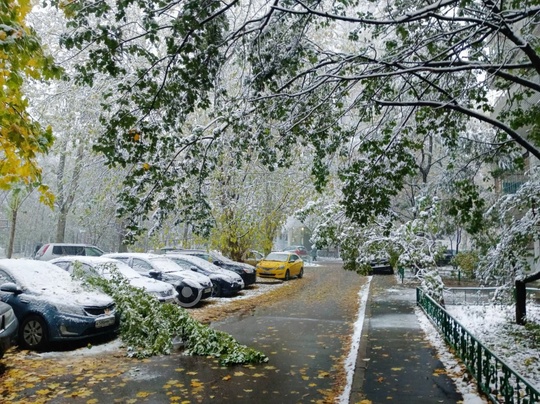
[417,288,540,403]
[444,287,540,306]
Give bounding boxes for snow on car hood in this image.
[0,259,113,306]
[127,276,174,294]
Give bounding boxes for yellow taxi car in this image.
[256,251,304,281]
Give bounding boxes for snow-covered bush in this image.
[420,270,446,306]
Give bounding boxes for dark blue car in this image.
[166,254,245,297]
[0,259,118,350]
[0,301,18,357]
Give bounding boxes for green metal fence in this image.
[417,288,540,403]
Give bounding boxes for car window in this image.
[85,247,104,256]
[53,261,70,271]
[53,245,86,255]
[290,254,299,262]
[172,259,190,270]
[112,256,129,264]
[132,258,153,272]
[80,263,98,276]
[0,270,14,284]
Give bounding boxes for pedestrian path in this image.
[349,275,463,403]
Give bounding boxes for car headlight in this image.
[54,302,85,316]
[278,265,285,269]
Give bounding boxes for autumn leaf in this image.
[191,380,203,388]
[222,375,232,381]
[136,391,151,398]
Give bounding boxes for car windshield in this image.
[264,253,289,262]
[149,257,184,272]
[170,255,220,273]
[210,251,236,263]
[94,260,141,279]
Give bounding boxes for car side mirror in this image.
[213,260,221,265]
[0,282,22,295]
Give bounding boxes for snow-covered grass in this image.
[446,304,540,388]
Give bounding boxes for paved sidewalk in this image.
[349,275,463,403]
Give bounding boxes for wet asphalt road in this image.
[2,261,367,403]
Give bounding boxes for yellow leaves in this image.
[190,380,203,388]
[433,368,447,377]
[390,367,402,371]
[233,371,245,377]
[0,0,60,200]
[222,375,231,381]
[357,400,373,404]
[317,371,330,379]
[136,391,152,398]
[142,162,150,170]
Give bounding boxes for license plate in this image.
[95,315,116,328]
[204,288,212,293]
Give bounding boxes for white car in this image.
[103,253,213,308]
[34,243,105,261]
[50,256,178,304]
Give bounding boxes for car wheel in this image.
[298,267,304,279]
[20,315,48,350]
[284,270,290,281]
[177,285,202,308]
[211,281,222,297]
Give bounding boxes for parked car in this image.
[50,256,178,304]
[166,253,244,297]
[242,250,264,267]
[0,301,18,358]
[283,245,309,260]
[34,243,105,261]
[369,258,394,275]
[256,251,304,281]
[168,249,257,287]
[103,253,213,308]
[436,250,456,266]
[0,259,118,350]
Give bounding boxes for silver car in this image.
[50,256,178,304]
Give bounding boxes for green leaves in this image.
[79,264,267,364]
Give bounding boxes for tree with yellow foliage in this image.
[0,0,60,205]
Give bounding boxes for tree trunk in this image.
[117,222,128,252]
[515,280,527,325]
[56,207,67,242]
[6,209,17,258]
[55,144,84,243]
